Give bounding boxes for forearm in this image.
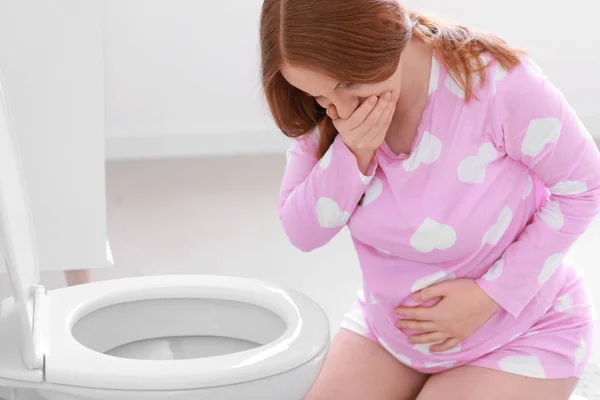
[279,135,377,251]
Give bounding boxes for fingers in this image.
[327,105,340,120]
[413,281,451,303]
[364,94,396,144]
[408,331,450,345]
[330,91,396,153]
[348,92,394,136]
[394,306,434,321]
[430,337,461,353]
[396,319,437,333]
[343,96,378,129]
[353,92,391,134]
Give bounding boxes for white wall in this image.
[0,0,108,274]
[104,0,288,159]
[104,0,600,159]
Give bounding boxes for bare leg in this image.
[417,365,579,400]
[64,269,92,286]
[305,329,429,400]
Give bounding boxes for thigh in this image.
[305,328,429,400]
[417,365,579,400]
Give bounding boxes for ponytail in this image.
[409,11,526,101]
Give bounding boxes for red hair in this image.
[260,0,526,158]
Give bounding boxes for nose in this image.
[333,98,360,120]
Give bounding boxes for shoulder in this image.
[485,53,559,105]
[479,53,573,137]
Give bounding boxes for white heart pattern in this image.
[429,58,440,95]
[362,178,383,207]
[320,146,333,170]
[492,64,507,95]
[410,218,457,253]
[411,270,456,294]
[457,143,498,184]
[403,132,442,172]
[522,175,533,199]
[379,338,412,366]
[521,117,561,157]
[483,257,505,281]
[550,181,587,196]
[479,54,490,67]
[424,361,457,369]
[537,200,564,230]
[482,206,513,246]
[316,197,350,228]
[554,294,573,313]
[445,73,480,99]
[414,341,462,355]
[498,356,546,379]
[538,253,564,284]
[574,339,587,366]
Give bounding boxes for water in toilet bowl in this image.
[106,335,260,360]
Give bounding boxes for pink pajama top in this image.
[278,53,600,368]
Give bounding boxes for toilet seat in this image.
[42,274,329,391]
[0,70,330,395]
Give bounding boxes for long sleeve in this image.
[476,60,600,318]
[279,133,377,252]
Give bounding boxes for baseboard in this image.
[106,114,600,160]
[105,130,292,160]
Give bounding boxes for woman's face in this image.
[280,61,402,120]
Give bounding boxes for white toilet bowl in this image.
[0,72,330,399]
[0,275,330,400]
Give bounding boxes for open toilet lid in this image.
[0,69,41,365]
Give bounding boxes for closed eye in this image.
[338,82,357,90]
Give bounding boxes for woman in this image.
[259,0,598,399]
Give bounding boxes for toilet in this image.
[0,76,330,399]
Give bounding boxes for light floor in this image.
[0,154,599,398]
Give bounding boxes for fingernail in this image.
[384,92,392,100]
[369,96,377,105]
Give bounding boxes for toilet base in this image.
[1,344,327,400]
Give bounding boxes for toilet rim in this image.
[43,274,330,391]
